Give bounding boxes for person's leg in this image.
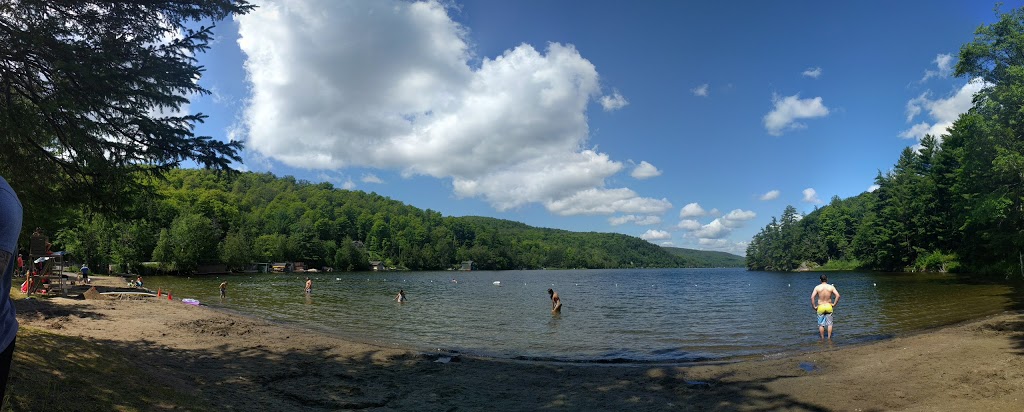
[827,324,833,340]
[0,338,17,405]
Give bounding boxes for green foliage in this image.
[913,251,960,273]
[221,231,254,271]
[45,168,737,273]
[818,259,863,271]
[748,6,1024,275]
[0,0,253,238]
[163,211,221,273]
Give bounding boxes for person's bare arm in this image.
[810,288,818,309]
[832,287,840,306]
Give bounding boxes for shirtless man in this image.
[548,288,562,314]
[304,277,312,295]
[811,274,840,341]
[219,281,227,298]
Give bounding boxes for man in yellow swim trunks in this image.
[811,274,840,341]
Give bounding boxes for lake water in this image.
[142,268,1024,363]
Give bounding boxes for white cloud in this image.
[694,219,730,239]
[802,188,822,204]
[921,53,954,82]
[235,0,665,217]
[759,190,780,201]
[544,187,672,216]
[802,67,822,79]
[677,219,702,231]
[722,209,756,227]
[600,91,629,111]
[867,184,880,192]
[634,215,661,225]
[692,83,709,97]
[679,202,707,218]
[763,93,829,136]
[640,229,671,241]
[609,214,662,226]
[900,79,986,141]
[698,238,747,256]
[342,178,356,190]
[361,173,383,184]
[631,161,662,179]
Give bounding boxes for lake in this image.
[141,268,1024,363]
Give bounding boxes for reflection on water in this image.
[143,268,1023,363]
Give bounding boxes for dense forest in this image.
[33,169,738,274]
[747,8,1024,276]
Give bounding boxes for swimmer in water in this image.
[548,288,562,314]
[395,289,407,302]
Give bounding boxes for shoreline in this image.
[9,276,1024,410]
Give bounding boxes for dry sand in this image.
[13,275,1024,411]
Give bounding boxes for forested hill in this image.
[746,8,1024,275]
[48,168,731,273]
[662,247,745,268]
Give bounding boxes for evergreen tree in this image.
[0,0,253,232]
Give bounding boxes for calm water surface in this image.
[143,268,1024,363]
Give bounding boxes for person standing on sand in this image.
[0,176,23,402]
[220,281,227,298]
[811,274,841,341]
[548,288,562,313]
[304,277,312,295]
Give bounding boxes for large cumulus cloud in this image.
[235,0,669,216]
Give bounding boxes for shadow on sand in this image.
[9,297,835,411]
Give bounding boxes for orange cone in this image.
[157,288,162,298]
[168,292,172,301]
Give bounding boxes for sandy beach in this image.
[9,275,1024,411]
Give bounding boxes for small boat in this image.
[493,281,501,286]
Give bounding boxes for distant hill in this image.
[49,169,743,273]
[661,247,746,268]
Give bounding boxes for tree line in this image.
[45,169,737,274]
[747,7,1024,276]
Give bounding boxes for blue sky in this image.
[185,0,1021,256]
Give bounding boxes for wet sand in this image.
[12,275,1024,411]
